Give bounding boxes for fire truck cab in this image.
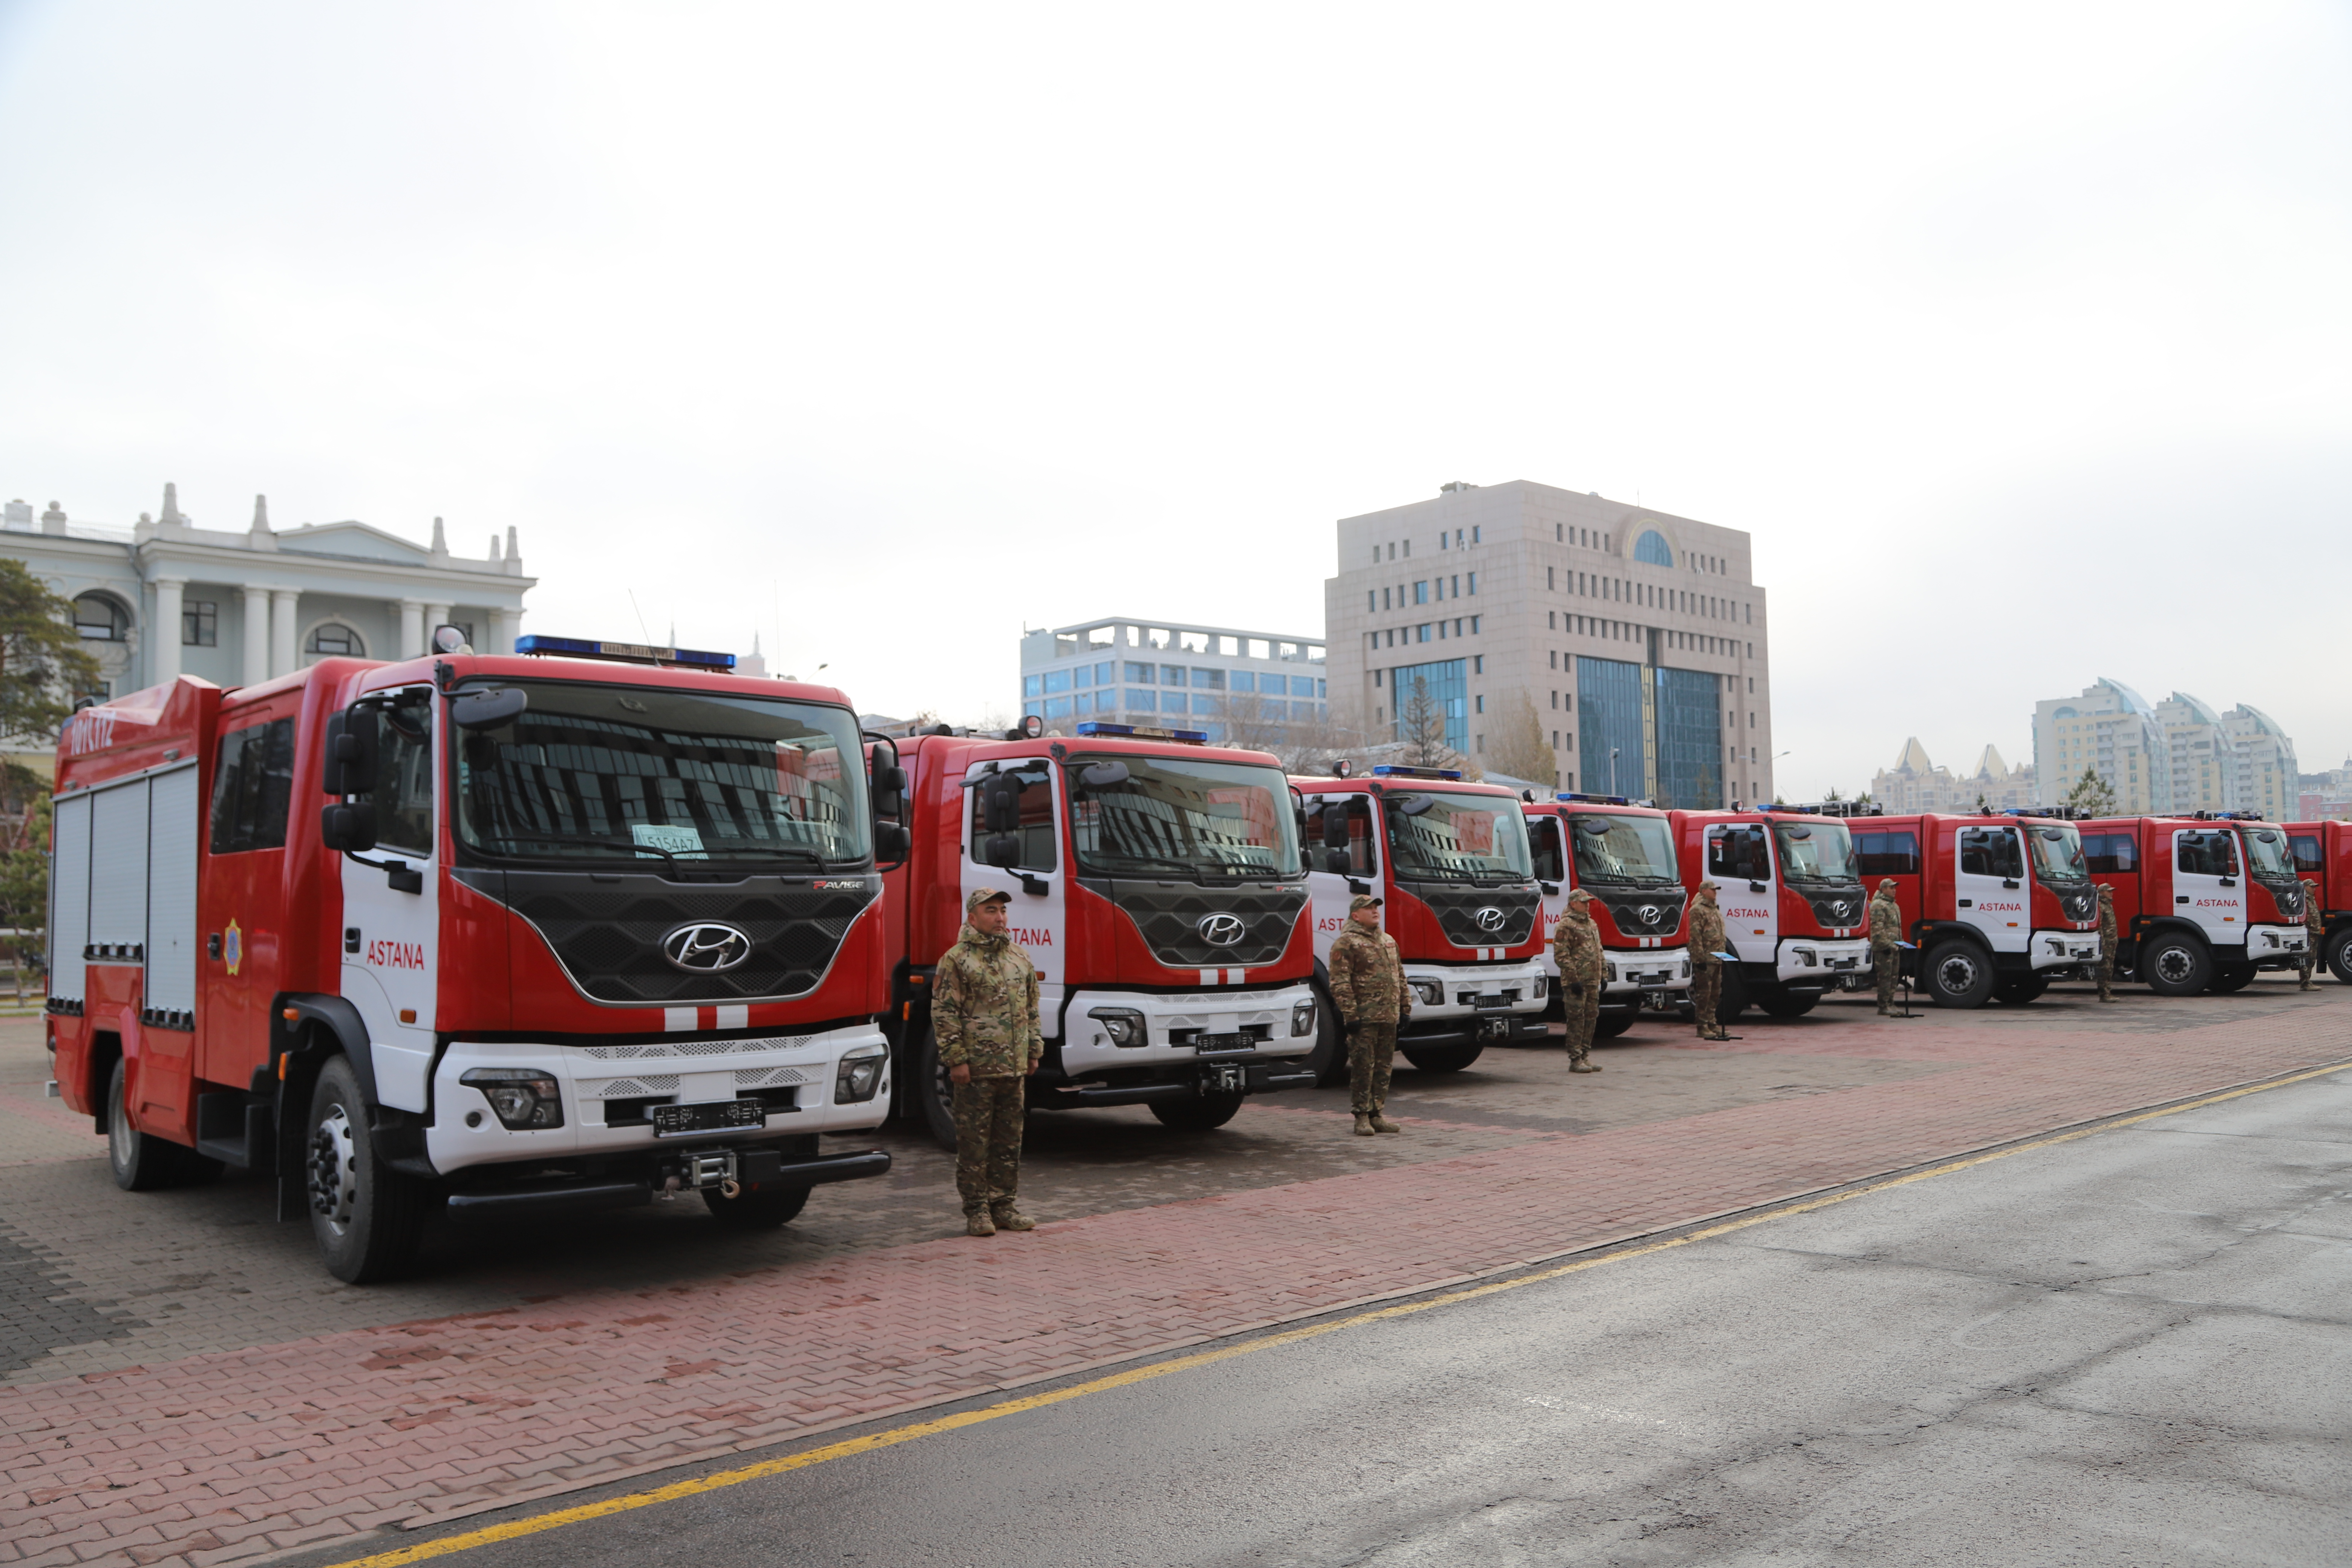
[1524,793,1691,1038]
[1847,811,2102,1008]
[876,720,1319,1145]
[1295,765,1551,1076]
[1666,807,1870,1021]
[46,638,897,1282]
[2078,814,2312,994]
[2283,821,2350,983]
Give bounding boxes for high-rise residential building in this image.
[1018,617,1326,745]
[1321,481,1772,806]
[2034,677,2298,816]
[1870,740,2036,814]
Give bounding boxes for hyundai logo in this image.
[661,922,753,972]
[1828,900,1852,921]
[1474,905,1507,933]
[1637,904,1662,926]
[1197,912,1247,947]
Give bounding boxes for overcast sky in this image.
[2,2,2345,796]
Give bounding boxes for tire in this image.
[2328,928,2352,986]
[304,1055,425,1284]
[1305,983,1349,1085]
[701,1182,811,1229]
[1592,1011,1635,1041]
[1149,1091,1244,1132]
[106,1058,219,1191]
[915,1026,961,1153]
[1922,941,1995,1009]
[2208,962,2256,995]
[2141,933,2211,997]
[1991,976,2048,1006]
[1399,1043,1484,1073]
[1758,988,1821,1019]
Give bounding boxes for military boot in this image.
[964,1210,997,1237]
[1369,1110,1403,1133]
[1568,1055,1600,1074]
[1877,1004,1891,1016]
[991,1207,1036,1232]
[1352,1113,1376,1136]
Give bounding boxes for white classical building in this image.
[3,485,533,723]
[1870,739,2037,814]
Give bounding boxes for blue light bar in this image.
[514,634,736,670]
[1555,791,1631,806]
[1371,764,1463,780]
[1074,721,1209,744]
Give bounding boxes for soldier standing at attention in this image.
[2300,877,2324,991]
[1552,887,1605,1073]
[1868,877,1903,1015]
[935,888,1042,1237]
[2096,884,2119,1003]
[1687,880,1730,1041]
[1328,893,1408,1136]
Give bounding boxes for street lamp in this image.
[1609,747,1621,797]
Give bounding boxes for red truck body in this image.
[2283,821,2351,982]
[49,652,896,1280]
[1843,812,2102,1007]
[2077,815,2313,993]
[1524,795,1691,1037]
[1664,808,1871,1021]
[874,724,1320,1142]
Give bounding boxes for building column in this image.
[424,604,450,648]
[398,599,425,661]
[491,608,521,655]
[270,589,300,678]
[242,585,271,686]
[150,577,185,687]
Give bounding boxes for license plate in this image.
[1193,1032,1253,1051]
[652,1099,765,1138]
[1473,994,1509,1011]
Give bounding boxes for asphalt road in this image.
[331,1064,2352,1568]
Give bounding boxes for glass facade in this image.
[1389,658,1467,753]
[1653,666,1724,809]
[1576,656,1646,798]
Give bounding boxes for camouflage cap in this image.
[966,887,1012,914]
[1348,893,1383,912]
[1878,878,1898,891]
[1697,880,1719,896]
[2097,884,2115,899]
[1567,887,1594,903]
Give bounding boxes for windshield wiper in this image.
[472,833,829,867]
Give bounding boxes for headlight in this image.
[460,1067,563,1129]
[1410,980,1442,1006]
[1679,961,1690,978]
[835,1043,888,1103]
[1605,965,1619,983]
[1290,999,1318,1037]
[1794,948,1818,967]
[1531,975,1548,999]
[1089,1007,1147,1047]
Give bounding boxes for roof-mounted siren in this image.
[1333,759,1355,778]
[513,634,735,671]
[1370,764,1463,780]
[1005,715,1047,741]
[1072,721,1208,745]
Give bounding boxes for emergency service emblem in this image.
[224,919,242,977]
[660,922,753,973]
[1196,912,1246,947]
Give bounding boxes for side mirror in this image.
[874,821,911,862]
[982,775,1024,834]
[1321,807,1352,852]
[1079,760,1130,788]
[320,801,378,854]
[1324,848,1352,874]
[320,710,380,796]
[984,833,1021,869]
[450,687,528,730]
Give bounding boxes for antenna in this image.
[626,588,656,650]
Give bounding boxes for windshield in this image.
[2243,827,2295,877]
[1384,791,1533,882]
[1772,820,1857,884]
[2028,823,2088,882]
[1570,813,1679,886]
[453,678,870,867]
[1067,753,1299,878]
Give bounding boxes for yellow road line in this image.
[328,1058,2351,1568]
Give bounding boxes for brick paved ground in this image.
[4,979,2347,1567]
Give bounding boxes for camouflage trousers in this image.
[1561,986,1598,1064]
[2098,954,2116,1001]
[1691,962,1722,1037]
[1348,1021,1398,1114]
[2297,950,2316,990]
[952,1075,1026,1215]
[1873,945,1900,1009]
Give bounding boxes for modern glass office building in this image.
[1018,618,1326,743]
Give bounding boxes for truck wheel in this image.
[1400,1043,1484,1073]
[1149,1091,1244,1132]
[702,1183,811,1229]
[1922,942,1994,1008]
[2207,962,2256,994]
[1305,984,1349,1085]
[915,1028,962,1153]
[2141,933,2211,997]
[1758,988,1821,1019]
[1991,977,2047,1006]
[305,1055,425,1285]
[1592,1011,1635,1041]
[2328,929,2352,985]
[106,1058,219,1191]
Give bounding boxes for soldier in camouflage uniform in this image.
[1687,881,1730,1041]
[934,887,1043,1236]
[2299,877,2323,991]
[1552,888,1605,1073]
[1868,878,1903,1015]
[1328,893,1409,1136]
[2096,884,2119,1003]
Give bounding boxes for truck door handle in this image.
[345,927,362,953]
[2001,879,2020,889]
[1957,898,1971,908]
[2176,895,2190,904]
[2219,877,2236,887]
[207,933,222,960]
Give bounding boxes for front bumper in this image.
[1060,984,1317,1081]
[424,1020,893,1177]
[1396,961,1550,1043]
[1604,948,1691,998]
[1775,938,1871,986]
[2029,930,2103,971]
[2251,925,2311,964]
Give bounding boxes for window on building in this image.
[1039,669,1071,695]
[208,717,296,854]
[1230,671,1256,693]
[1472,527,1480,544]
[1192,694,1217,715]
[183,600,217,647]
[1096,661,1117,686]
[1367,591,1376,612]
[1126,691,1154,713]
[306,623,363,658]
[1417,624,1431,642]
[1125,661,1152,683]
[1413,581,1429,605]
[1192,668,1225,691]
[1043,696,1072,719]
[73,594,129,642]
[1467,573,1476,595]
[1161,665,1186,686]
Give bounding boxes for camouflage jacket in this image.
[1687,900,1727,965]
[2306,890,2325,935]
[934,924,1042,1077]
[1868,890,1902,948]
[1551,909,1603,990]
[1329,923,1409,1024]
[2099,900,2118,949]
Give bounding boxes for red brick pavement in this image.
[5,1008,2347,1568]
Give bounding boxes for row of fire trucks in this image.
[38,635,2343,1281]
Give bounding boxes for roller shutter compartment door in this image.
[87,780,152,959]
[144,766,200,1022]
[48,792,92,1004]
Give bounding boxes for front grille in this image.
[1591,888,1686,938]
[1410,883,1542,948]
[1078,879,1308,969]
[1801,887,1867,927]
[2052,887,2097,922]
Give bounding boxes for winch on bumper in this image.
[1775,938,1871,985]
[1052,984,1320,1107]
[1398,962,1551,1045]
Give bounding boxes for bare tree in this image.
[1215,690,1291,756]
[1485,689,1556,789]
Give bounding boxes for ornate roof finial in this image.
[430,515,448,556]
[488,533,502,561]
[160,482,184,524]
[250,494,271,533]
[504,525,519,568]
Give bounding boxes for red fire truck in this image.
[1524,793,1691,1038]
[1294,765,1551,1077]
[1839,811,2102,1007]
[875,720,1320,1145]
[45,635,898,1283]
[2078,814,2313,993]
[2283,820,2350,982]
[1664,808,1871,1022]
